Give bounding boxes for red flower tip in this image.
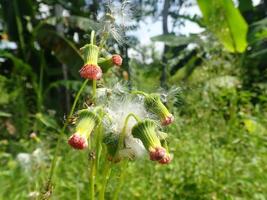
[112,54,123,66]
[159,154,172,164]
[149,147,166,161]
[161,115,174,126]
[68,133,88,150]
[79,64,102,80]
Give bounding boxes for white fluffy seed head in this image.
[124,135,146,158]
[105,96,149,135]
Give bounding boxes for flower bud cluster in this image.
[68,32,175,166]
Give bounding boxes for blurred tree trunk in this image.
[55,4,70,113]
[263,0,267,14]
[161,0,170,88]
[90,0,99,20]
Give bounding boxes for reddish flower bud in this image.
[161,115,174,126]
[79,64,102,80]
[68,110,100,150]
[158,154,172,164]
[149,147,166,161]
[112,54,123,66]
[68,133,88,150]
[144,94,174,126]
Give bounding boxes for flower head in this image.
[79,44,102,80]
[159,153,172,164]
[144,93,174,126]
[68,110,100,150]
[79,64,102,80]
[131,119,166,161]
[112,54,122,66]
[98,54,122,73]
[68,133,88,150]
[158,139,172,164]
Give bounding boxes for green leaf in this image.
[151,34,201,47]
[243,118,266,134]
[35,113,59,130]
[238,0,253,12]
[248,18,267,44]
[197,0,248,53]
[35,24,83,78]
[0,111,12,118]
[46,16,100,32]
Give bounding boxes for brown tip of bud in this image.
[149,147,166,161]
[161,115,174,126]
[112,54,123,66]
[79,64,102,80]
[68,133,88,150]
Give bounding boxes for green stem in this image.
[92,79,97,102]
[131,90,148,97]
[43,79,88,198]
[112,161,128,200]
[91,30,95,45]
[99,31,109,52]
[13,0,26,59]
[89,158,96,200]
[95,110,104,174]
[110,113,140,199]
[116,113,140,157]
[89,76,98,200]
[99,158,112,200]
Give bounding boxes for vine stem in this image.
[43,79,88,198]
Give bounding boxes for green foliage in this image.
[151,34,202,47]
[35,24,83,78]
[0,0,267,199]
[197,0,248,53]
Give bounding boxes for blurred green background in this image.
[0,0,267,199]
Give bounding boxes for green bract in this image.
[98,56,113,73]
[80,44,99,65]
[131,119,161,151]
[75,109,100,138]
[144,94,173,125]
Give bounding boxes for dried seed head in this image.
[79,64,102,80]
[144,94,174,126]
[112,54,123,66]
